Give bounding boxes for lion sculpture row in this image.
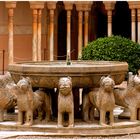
[0,72,140,127]
[83,73,140,126]
[83,76,115,126]
[0,73,52,126]
[16,77,52,126]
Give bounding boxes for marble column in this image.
[78,11,83,59]
[49,9,55,61]
[8,9,14,64]
[5,2,16,64]
[64,2,73,60]
[131,9,136,42]
[103,2,116,37]
[76,2,92,58]
[107,10,112,37]
[47,2,56,61]
[84,11,89,46]
[37,9,42,61]
[32,9,38,61]
[30,2,44,61]
[137,9,140,43]
[66,10,71,59]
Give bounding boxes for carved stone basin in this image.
[8,61,128,88]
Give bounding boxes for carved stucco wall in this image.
[0,2,48,71]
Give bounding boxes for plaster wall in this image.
[0,2,48,72]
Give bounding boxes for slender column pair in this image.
[128,2,140,43]
[32,9,42,61]
[77,10,90,59]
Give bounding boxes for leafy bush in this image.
[82,35,140,74]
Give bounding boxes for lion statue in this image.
[114,74,140,121]
[58,77,74,127]
[83,76,115,126]
[0,72,17,121]
[16,77,51,126]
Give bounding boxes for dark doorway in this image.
[90,2,107,40]
[57,7,67,60]
[71,5,78,60]
[113,1,131,38]
[96,2,107,38]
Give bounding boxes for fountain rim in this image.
[8,60,128,74]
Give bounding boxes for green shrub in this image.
[82,35,140,74]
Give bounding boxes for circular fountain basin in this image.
[8,60,128,88]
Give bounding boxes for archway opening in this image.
[113,1,131,38]
[57,2,67,60]
[89,2,107,41]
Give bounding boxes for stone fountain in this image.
[8,60,128,89]
[2,60,139,137]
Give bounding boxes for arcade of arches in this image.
[0,1,139,71]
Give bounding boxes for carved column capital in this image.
[64,2,73,11]
[30,2,44,9]
[128,2,140,9]
[5,1,16,9]
[75,1,92,11]
[47,2,56,10]
[103,1,116,11]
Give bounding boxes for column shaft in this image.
[78,11,83,59]
[37,9,42,61]
[32,9,38,61]
[50,10,54,61]
[107,10,112,36]
[67,10,71,59]
[8,9,14,64]
[84,11,89,46]
[137,9,140,43]
[131,9,136,42]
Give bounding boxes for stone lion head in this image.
[17,77,31,92]
[100,76,115,92]
[58,77,72,96]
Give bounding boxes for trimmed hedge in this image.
[82,35,140,74]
